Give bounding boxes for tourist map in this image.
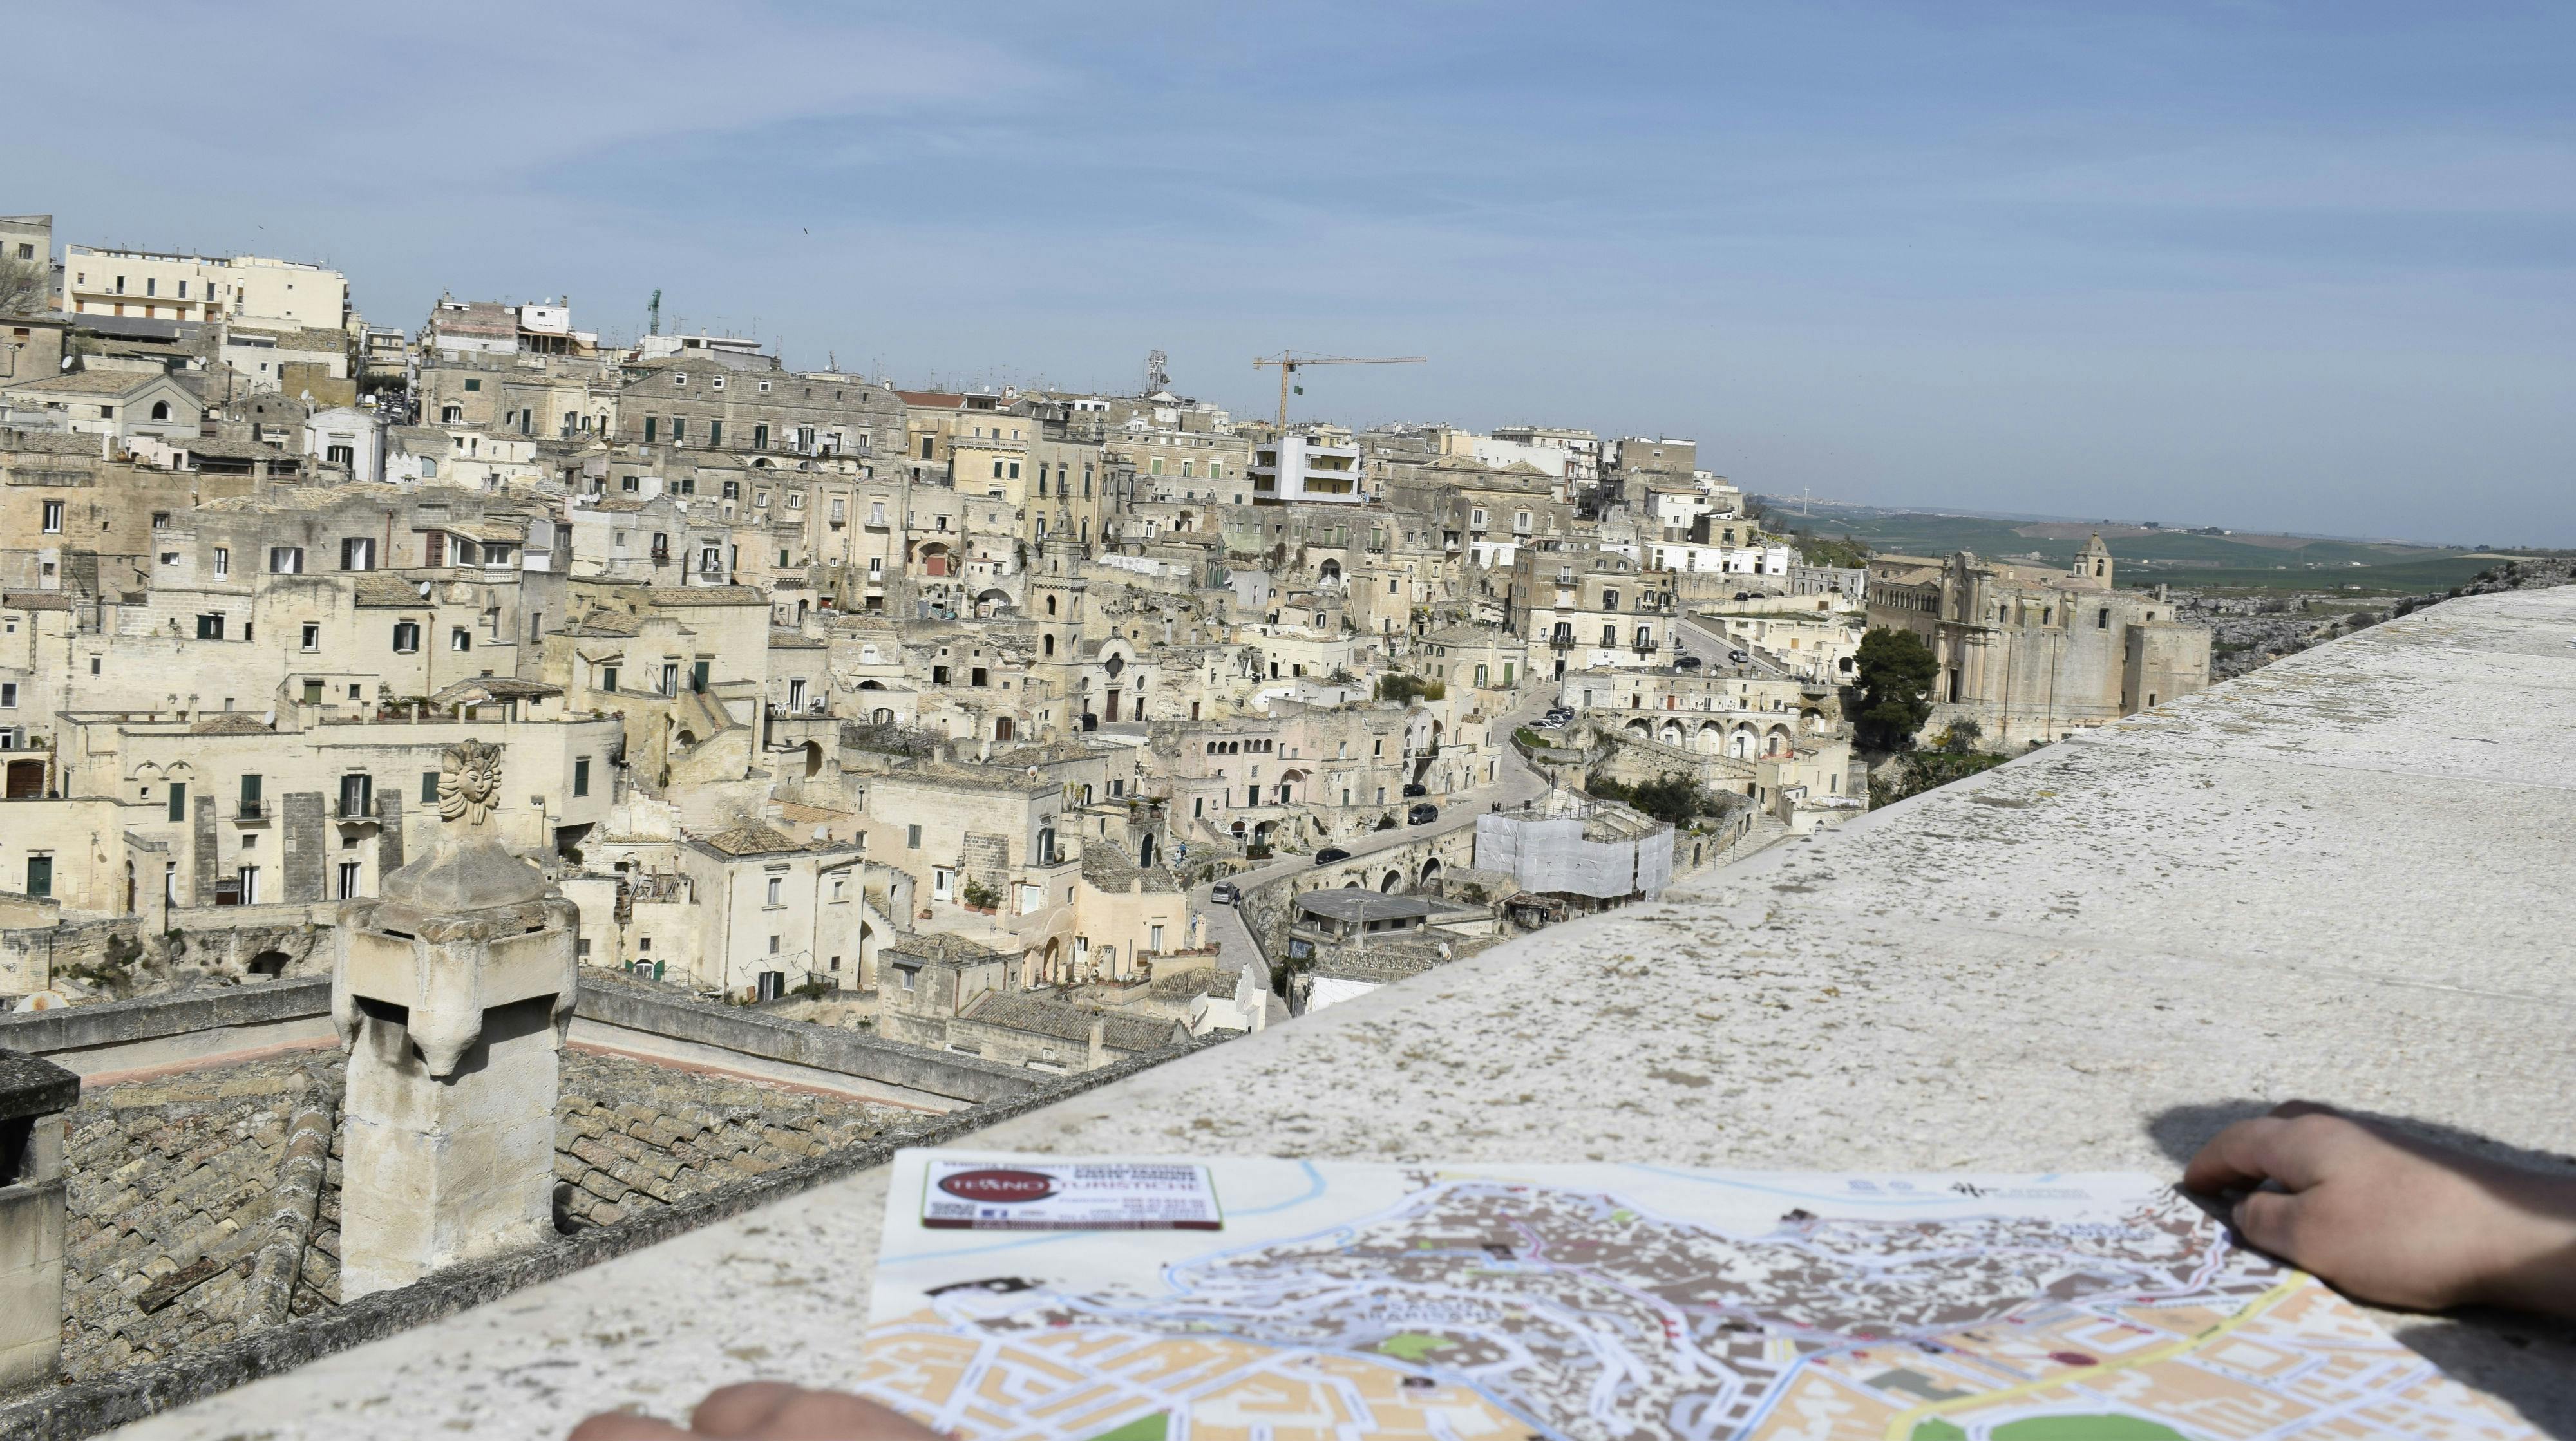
[856,1151,2539,1441]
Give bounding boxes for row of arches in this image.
[1332,856,1443,892]
[1624,716,1797,759]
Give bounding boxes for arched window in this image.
[1043,634,1056,657]
[1046,595,1057,616]
[149,400,171,420]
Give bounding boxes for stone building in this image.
[1506,541,1679,679]
[1865,535,2212,748]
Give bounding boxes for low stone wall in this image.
[569,982,1044,1110]
[0,979,335,1080]
[0,975,1053,1110]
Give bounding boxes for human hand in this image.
[2184,1101,2576,1317]
[571,1382,943,1440]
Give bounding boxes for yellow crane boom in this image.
[1253,351,1426,435]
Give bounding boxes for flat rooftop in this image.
[111,587,2576,1439]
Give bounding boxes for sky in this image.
[8,1,2570,545]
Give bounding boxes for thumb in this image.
[2231,1187,2311,1267]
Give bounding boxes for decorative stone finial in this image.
[438,739,503,825]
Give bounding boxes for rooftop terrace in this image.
[82,587,2576,1437]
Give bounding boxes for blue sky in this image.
[10,2,2570,544]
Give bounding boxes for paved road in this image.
[1182,691,1558,996]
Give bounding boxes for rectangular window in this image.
[450,627,471,652]
[269,546,303,574]
[463,377,482,392]
[421,771,439,804]
[211,547,229,577]
[302,623,321,652]
[196,614,226,641]
[661,662,679,695]
[907,824,922,849]
[0,684,13,708]
[339,773,374,819]
[337,861,363,900]
[692,661,709,693]
[752,423,769,450]
[40,501,61,533]
[1150,924,1164,952]
[239,773,263,819]
[600,664,618,692]
[708,420,721,447]
[643,416,657,442]
[766,876,783,905]
[340,536,375,570]
[670,418,686,444]
[167,782,187,822]
[392,621,419,653]
[573,757,591,797]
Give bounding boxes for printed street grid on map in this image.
[854,1151,2538,1441]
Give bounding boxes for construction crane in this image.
[646,289,661,337]
[1253,351,1425,435]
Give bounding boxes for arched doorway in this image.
[1043,937,1061,984]
[1379,870,1400,892]
[1417,856,1443,886]
[1136,833,1157,867]
[801,741,822,778]
[1320,558,1341,581]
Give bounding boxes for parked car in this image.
[1674,654,1704,670]
[1209,881,1239,905]
[1401,782,1428,798]
[1407,802,1440,826]
[1314,847,1350,865]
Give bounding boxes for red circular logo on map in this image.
[938,1169,1057,1204]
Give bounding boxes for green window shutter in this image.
[167,782,186,822]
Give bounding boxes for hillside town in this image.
[0,214,2235,1413]
[0,212,2220,1033]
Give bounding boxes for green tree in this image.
[1849,627,1938,752]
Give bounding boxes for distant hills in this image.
[1752,499,2544,595]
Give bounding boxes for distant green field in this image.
[2122,555,2508,594]
[1763,503,2526,595]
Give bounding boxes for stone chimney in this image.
[330,740,577,1298]
[0,1048,79,1389]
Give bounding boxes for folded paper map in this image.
[857,1150,2538,1440]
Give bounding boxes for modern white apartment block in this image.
[61,246,350,330]
[1251,433,1366,505]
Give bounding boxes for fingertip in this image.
[568,1411,690,1441]
[2231,1187,2306,1265]
[692,1381,806,1437]
[2269,1099,2339,1120]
